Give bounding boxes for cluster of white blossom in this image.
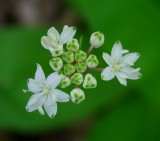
[24,25,141,118]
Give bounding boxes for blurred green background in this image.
[0,0,160,140]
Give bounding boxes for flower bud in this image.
[62,51,74,63]
[49,57,63,71]
[63,64,75,75]
[59,75,71,88]
[67,38,79,52]
[90,31,104,48]
[70,88,85,104]
[71,73,83,85]
[75,50,87,62]
[75,62,87,73]
[83,74,97,89]
[86,54,99,68]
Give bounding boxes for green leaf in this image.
[86,98,160,141]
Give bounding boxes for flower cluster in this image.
[24,25,141,118]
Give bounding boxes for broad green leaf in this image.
[87,98,160,141]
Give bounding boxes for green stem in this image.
[87,46,94,56]
[88,67,104,72]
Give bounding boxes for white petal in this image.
[102,53,114,66]
[47,27,60,48]
[26,93,46,112]
[35,64,46,83]
[47,72,63,88]
[131,68,140,73]
[120,49,129,54]
[120,53,140,66]
[120,67,142,80]
[116,73,127,86]
[26,93,40,109]
[101,67,115,81]
[41,36,50,49]
[38,106,45,115]
[27,79,42,93]
[53,89,70,102]
[44,95,57,118]
[117,72,128,79]
[47,27,59,41]
[59,25,76,44]
[111,41,123,63]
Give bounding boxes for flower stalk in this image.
[88,68,104,72]
[87,45,94,56]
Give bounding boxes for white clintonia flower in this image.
[41,25,76,56]
[101,41,142,86]
[26,64,70,118]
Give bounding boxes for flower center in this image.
[113,64,120,72]
[42,85,51,95]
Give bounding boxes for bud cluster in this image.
[48,31,105,104]
[25,25,141,118]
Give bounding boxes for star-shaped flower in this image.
[26,64,70,118]
[101,41,141,86]
[41,25,76,56]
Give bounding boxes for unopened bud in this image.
[49,57,63,71]
[75,62,87,73]
[83,73,97,89]
[67,38,79,52]
[90,32,104,48]
[59,75,71,88]
[63,64,75,75]
[71,73,83,85]
[86,54,99,68]
[70,88,85,104]
[75,50,87,62]
[62,51,74,63]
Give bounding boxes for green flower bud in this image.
[62,51,74,63]
[70,88,85,104]
[59,75,71,88]
[63,64,75,75]
[49,57,63,71]
[75,62,87,73]
[90,31,104,48]
[83,73,97,89]
[71,73,83,85]
[86,54,99,68]
[67,38,79,52]
[75,50,87,62]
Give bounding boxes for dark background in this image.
[0,0,160,141]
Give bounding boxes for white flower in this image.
[101,41,142,86]
[41,25,76,56]
[26,64,70,118]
